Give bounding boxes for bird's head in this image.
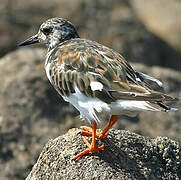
[19,17,79,50]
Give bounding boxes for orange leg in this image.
[74,121,105,160]
[81,115,118,139]
[101,115,118,137]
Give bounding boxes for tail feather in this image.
[146,101,178,112]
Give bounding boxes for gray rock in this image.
[26,128,181,180]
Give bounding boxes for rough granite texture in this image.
[26,128,181,180]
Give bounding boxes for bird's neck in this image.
[48,33,80,51]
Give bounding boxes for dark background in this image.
[0,0,180,179]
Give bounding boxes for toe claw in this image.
[74,149,90,161]
[74,144,105,160]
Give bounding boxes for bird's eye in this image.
[42,27,52,35]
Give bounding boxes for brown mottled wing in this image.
[49,39,176,104]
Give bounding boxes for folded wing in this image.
[49,39,178,112]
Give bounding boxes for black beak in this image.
[18,34,39,46]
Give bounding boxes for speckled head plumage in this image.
[19,17,79,50]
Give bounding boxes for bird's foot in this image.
[74,116,118,160]
[74,136,105,161]
[80,126,108,139]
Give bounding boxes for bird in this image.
[19,17,178,160]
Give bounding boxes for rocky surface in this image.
[26,128,181,180]
[0,47,180,180]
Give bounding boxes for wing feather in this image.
[48,39,177,107]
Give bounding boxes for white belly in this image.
[62,86,110,124]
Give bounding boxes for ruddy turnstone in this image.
[19,17,177,160]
